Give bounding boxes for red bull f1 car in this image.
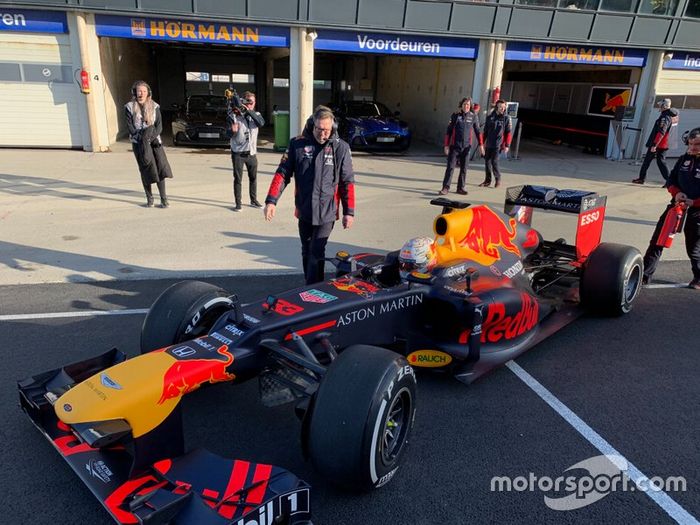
[18,185,643,524]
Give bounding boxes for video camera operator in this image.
[227,90,265,211]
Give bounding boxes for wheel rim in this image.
[380,388,412,466]
[180,304,231,341]
[624,263,642,303]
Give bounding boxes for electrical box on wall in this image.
[613,105,635,121]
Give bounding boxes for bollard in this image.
[510,121,523,161]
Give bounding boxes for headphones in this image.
[682,128,700,146]
[131,80,152,98]
[307,105,338,133]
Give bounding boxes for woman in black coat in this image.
[125,81,173,207]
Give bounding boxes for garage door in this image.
[0,31,83,147]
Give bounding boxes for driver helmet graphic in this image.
[398,237,438,279]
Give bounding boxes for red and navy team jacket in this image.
[266,124,355,226]
[668,154,700,207]
[444,110,482,150]
[646,108,679,150]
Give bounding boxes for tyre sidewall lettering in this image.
[183,297,233,335]
[370,363,416,488]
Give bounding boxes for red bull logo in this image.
[158,345,235,404]
[601,90,630,113]
[457,206,521,266]
[481,293,539,344]
[329,275,379,299]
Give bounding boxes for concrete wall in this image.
[11,0,698,50]
[99,37,153,142]
[656,68,700,156]
[377,56,476,146]
[339,55,377,102]
[656,68,700,96]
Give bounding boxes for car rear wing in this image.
[504,185,607,261]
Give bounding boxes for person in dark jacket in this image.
[642,127,700,289]
[478,99,512,188]
[229,91,265,211]
[632,98,679,185]
[439,97,484,196]
[264,105,355,284]
[125,80,173,208]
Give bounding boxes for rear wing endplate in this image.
[504,185,607,260]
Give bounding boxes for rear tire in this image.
[580,242,643,316]
[140,280,233,354]
[307,345,416,491]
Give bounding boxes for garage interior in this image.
[97,34,479,149]
[502,61,642,154]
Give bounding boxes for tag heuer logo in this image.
[299,289,338,303]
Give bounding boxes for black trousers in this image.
[483,147,501,183]
[638,148,669,182]
[643,205,700,280]
[442,145,470,191]
[298,220,335,285]
[142,179,166,200]
[231,152,258,206]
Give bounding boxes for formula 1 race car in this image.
[18,185,642,524]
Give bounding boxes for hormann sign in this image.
[94,14,289,47]
[315,29,478,59]
[505,41,647,67]
[663,52,700,71]
[0,9,67,33]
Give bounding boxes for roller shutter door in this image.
[0,32,83,147]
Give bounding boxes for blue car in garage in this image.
[332,100,411,152]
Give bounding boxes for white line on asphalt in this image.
[506,360,699,525]
[646,283,691,289]
[0,309,148,321]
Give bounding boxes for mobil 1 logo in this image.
[233,488,310,525]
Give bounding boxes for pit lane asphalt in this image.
[0,265,698,525]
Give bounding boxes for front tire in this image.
[580,242,643,316]
[307,345,416,491]
[140,280,233,353]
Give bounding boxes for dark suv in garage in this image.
[171,94,230,147]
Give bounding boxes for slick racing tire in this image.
[307,345,416,491]
[140,280,233,354]
[580,242,643,317]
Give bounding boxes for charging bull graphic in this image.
[329,275,380,299]
[457,207,521,266]
[158,345,235,404]
[601,90,630,114]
